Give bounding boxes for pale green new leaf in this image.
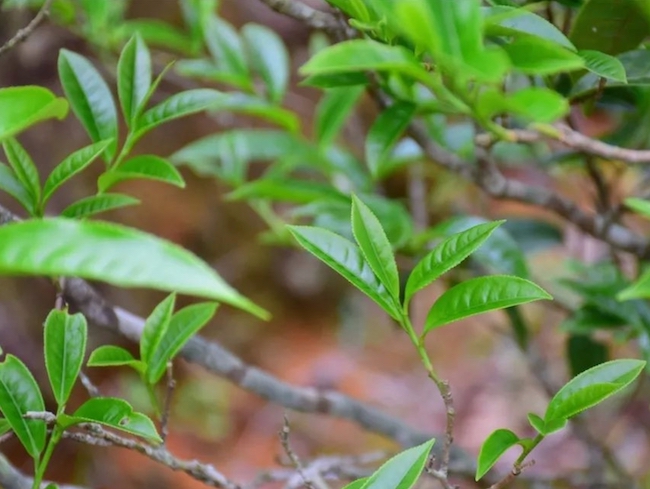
[476,429,521,480]
[242,23,289,104]
[360,438,435,489]
[0,162,33,214]
[316,86,365,146]
[141,294,175,366]
[117,34,152,125]
[0,86,68,142]
[88,345,143,372]
[2,138,40,211]
[98,155,185,192]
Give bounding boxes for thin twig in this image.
[0,0,54,58]
[486,461,534,489]
[78,371,100,398]
[255,0,351,37]
[279,414,318,489]
[160,363,176,444]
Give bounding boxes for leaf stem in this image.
[31,425,62,489]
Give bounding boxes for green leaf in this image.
[0,355,46,458]
[98,155,185,192]
[61,193,140,219]
[141,294,175,367]
[625,197,650,219]
[476,429,521,481]
[58,50,118,162]
[568,334,609,377]
[204,16,250,83]
[425,275,551,333]
[242,23,289,104]
[579,50,627,83]
[87,345,143,371]
[119,20,194,55]
[366,102,416,180]
[0,86,68,142]
[316,86,365,146]
[351,195,400,303]
[301,72,369,89]
[2,138,40,212]
[0,218,268,319]
[618,268,650,301]
[0,417,10,436]
[44,310,87,406]
[117,34,152,126]
[42,140,113,207]
[288,225,401,319]
[134,89,222,139]
[361,438,435,489]
[502,37,584,75]
[483,6,576,50]
[146,302,218,384]
[405,221,504,307]
[506,87,570,123]
[570,0,650,55]
[544,359,646,424]
[208,93,300,132]
[0,162,33,213]
[527,412,546,435]
[300,39,432,85]
[341,478,368,489]
[67,397,162,443]
[228,179,346,205]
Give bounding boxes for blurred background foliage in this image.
[2,0,650,487]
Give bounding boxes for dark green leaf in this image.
[0,417,10,436]
[567,334,609,377]
[301,72,369,89]
[44,310,87,406]
[579,50,627,83]
[405,221,504,307]
[0,86,68,142]
[242,23,289,104]
[117,34,152,126]
[503,37,584,75]
[146,302,218,384]
[2,138,40,213]
[98,155,185,192]
[425,275,551,333]
[316,86,365,146]
[67,397,161,443]
[366,102,416,180]
[58,50,118,161]
[0,218,268,318]
[0,355,46,458]
[141,294,175,367]
[42,140,113,206]
[476,429,521,481]
[544,359,645,423]
[288,225,401,319]
[351,195,400,302]
[61,193,140,219]
[570,0,650,55]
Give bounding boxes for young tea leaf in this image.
[44,310,87,406]
[579,50,627,83]
[405,221,504,307]
[476,429,521,481]
[66,397,162,443]
[146,302,218,384]
[544,359,645,424]
[58,50,118,162]
[0,218,269,318]
[98,155,185,192]
[425,275,551,333]
[0,162,34,214]
[0,417,10,437]
[0,355,46,458]
[315,86,365,146]
[88,345,144,372]
[117,34,152,126]
[0,86,68,142]
[288,225,401,319]
[361,438,435,489]
[141,294,175,367]
[503,37,584,75]
[2,138,41,213]
[42,140,113,208]
[242,23,289,104]
[351,195,400,303]
[61,193,140,219]
[366,102,416,180]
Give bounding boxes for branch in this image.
[476,124,650,164]
[255,0,351,37]
[0,0,54,58]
